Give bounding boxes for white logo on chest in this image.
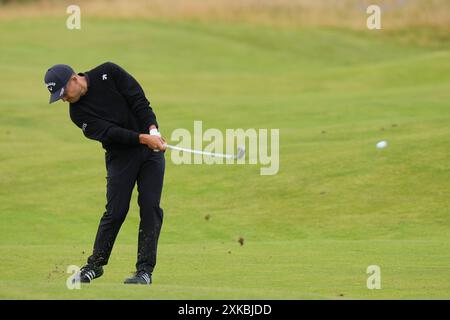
[102,74,107,80]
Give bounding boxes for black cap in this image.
[44,64,74,104]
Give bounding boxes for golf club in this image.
[162,144,246,160]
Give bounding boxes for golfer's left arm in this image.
[108,62,159,133]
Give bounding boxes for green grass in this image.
[0,16,449,299]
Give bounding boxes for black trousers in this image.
[87,145,165,274]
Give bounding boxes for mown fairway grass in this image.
[0,16,449,299]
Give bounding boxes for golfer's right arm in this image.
[76,117,164,150]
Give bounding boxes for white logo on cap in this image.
[46,82,56,92]
[102,74,107,80]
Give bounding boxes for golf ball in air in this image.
[376,141,388,149]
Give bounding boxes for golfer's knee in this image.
[139,203,163,221]
[138,193,161,209]
[102,207,128,225]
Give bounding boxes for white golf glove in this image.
[149,128,161,137]
[150,128,162,152]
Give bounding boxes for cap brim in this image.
[49,87,65,104]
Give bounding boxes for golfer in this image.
[44,62,166,284]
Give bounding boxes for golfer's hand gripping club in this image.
[139,133,166,151]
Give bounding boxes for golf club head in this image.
[235,145,246,159]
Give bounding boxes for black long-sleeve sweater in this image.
[69,62,158,150]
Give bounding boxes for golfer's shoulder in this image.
[95,61,126,75]
[86,61,113,75]
[83,62,121,79]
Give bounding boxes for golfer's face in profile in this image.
[62,77,82,103]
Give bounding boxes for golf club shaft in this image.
[164,144,236,159]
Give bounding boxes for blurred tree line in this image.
[0,0,35,4]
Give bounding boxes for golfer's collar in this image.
[78,72,90,88]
